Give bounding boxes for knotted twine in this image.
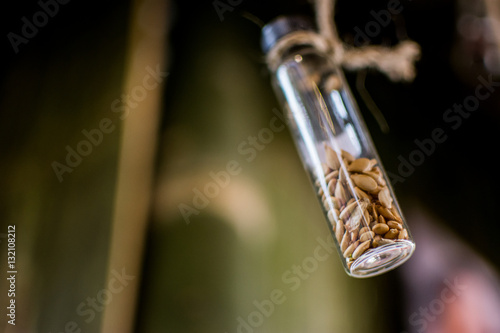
[265,0,421,82]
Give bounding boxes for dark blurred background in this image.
[1,0,500,332]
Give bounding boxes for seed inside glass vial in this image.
[318,144,410,268]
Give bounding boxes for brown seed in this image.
[318,186,324,196]
[343,240,359,258]
[384,229,399,239]
[363,170,386,186]
[372,235,382,246]
[360,231,375,242]
[327,179,337,195]
[339,167,348,183]
[345,201,369,231]
[323,196,338,210]
[371,204,378,220]
[377,206,398,221]
[351,229,359,242]
[346,209,363,231]
[327,209,339,223]
[398,229,409,240]
[324,144,340,170]
[375,238,395,247]
[351,174,378,192]
[363,208,371,224]
[343,158,351,169]
[378,215,386,224]
[334,183,347,205]
[369,186,382,195]
[339,201,357,220]
[371,166,386,182]
[340,231,350,252]
[352,240,371,259]
[370,185,384,197]
[359,226,371,235]
[348,158,372,173]
[372,223,390,235]
[390,206,403,222]
[378,187,393,209]
[325,170,339,182]
[354,187,371,200]
[321,163,331,175]
[387,220,403,230]
[335,220,344,243]
[341,150,355,163]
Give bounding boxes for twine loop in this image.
[265,0,421,82]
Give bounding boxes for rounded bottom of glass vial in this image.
[348,241,415,278]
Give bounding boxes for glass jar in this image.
[262,16,415,278]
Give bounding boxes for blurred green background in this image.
[1,0,500,332]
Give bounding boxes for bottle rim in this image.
[260,15,316,54]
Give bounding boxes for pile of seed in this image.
[317,144,410,268]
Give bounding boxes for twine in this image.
[266,0,421,82]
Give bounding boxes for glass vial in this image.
[261,16,415,278]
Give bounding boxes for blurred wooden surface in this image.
[100,0,169,332]
[0,1,131,332]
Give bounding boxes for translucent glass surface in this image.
[274,49,415,278]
